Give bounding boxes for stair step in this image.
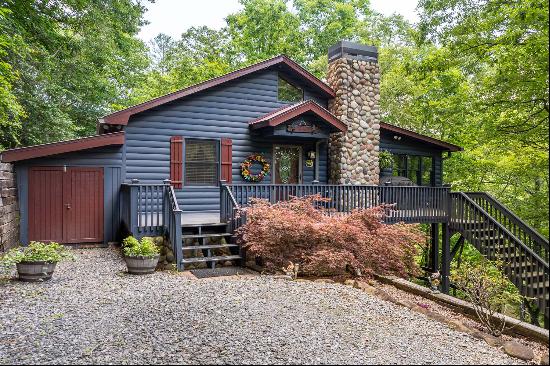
[182,255,241,264]
[182,233,232,239]
[182,244,238,251]
[181,222,227,228]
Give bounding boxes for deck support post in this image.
[429,223,439,274]
[129,182,139,237]
[441,223,451,294]
[174,209,183,271]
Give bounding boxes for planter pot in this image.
[379,168,393,184]
[124,255,160,275]
[16,261,57,282]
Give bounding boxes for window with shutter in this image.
[170,136,183,188]
[184,139,218,186]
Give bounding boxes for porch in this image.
[120,182,451,238]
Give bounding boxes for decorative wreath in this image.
[241,154,270,182]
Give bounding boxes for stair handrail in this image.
[163,180,182,270]
[465,192,549,255]
[220,181,242,232]
[451,192,549,268]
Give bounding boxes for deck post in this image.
[219,179,227,223]
[429,223,439,274]
[174,209,183,271]
[129,180,139,237]
[441,223,451,293]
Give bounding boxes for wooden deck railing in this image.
[223,184,450,224]
[120,180,183,269]
[450,192,549,323]
[466,192,549,262]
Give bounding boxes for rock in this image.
[480,333,503,348]
[541,353,549,365]
[166,251,175,263]
[314,279,335,284]
[503,341,534,361]
[344,279,357,287]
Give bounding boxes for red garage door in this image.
[29,167,104,243]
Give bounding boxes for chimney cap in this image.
[328,41,378,63]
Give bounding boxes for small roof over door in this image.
[249,100,348,134]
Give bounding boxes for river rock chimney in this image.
[327,41,381,185]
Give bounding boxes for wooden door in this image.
[28,167,104,243]
[63,168,104,243]
[28,167,64,242]
[273,146,301,184]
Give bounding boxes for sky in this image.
[138,0,419,43]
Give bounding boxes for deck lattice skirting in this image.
[0,163,19,251]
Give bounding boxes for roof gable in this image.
[249,100,347,133]
[101,56,335,126]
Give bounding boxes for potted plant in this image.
[379,150,394,178]
[122,236,160,275]
[0,241,74,282]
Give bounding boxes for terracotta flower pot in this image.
[124,255,160,275]
[16,261,57,282]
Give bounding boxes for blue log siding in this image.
[14,146,123,244]
[124,69,331,213]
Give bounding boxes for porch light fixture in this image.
[307,150,316,159]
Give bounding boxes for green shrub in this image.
[451,259,522,336]
[1,242,74,270]
[122,236,160,258]
[122,236,140,248]
[379,150,393,170]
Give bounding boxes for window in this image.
[185,139,218,186]
[421,156,433,186]
[391,153,434,186]
[393,155,407,178]
[278,75,303,102]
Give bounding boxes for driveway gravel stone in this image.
[0,248,525,365]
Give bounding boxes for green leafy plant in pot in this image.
[379,150,394,178]
[122,236,160,275]
[0,241,74,282]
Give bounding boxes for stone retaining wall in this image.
[0,163,19,251]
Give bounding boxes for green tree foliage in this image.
[0,0,149,149]
[1,0,547,235]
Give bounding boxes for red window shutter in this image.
[221,138,233,184]
[170,136,183,188]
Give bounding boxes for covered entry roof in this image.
[381,123,463,152]
[249,100,348,132]
[0,132,125,163]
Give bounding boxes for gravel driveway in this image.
[0,248,524,365]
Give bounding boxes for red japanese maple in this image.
[236,195,425,278]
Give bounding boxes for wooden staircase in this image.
[180,223,242,270]
[450,192,549,327]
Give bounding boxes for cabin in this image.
[1,41,547,326]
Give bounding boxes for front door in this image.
[273,145,301,184]
[28,167,104,243]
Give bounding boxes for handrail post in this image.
[174,209,183,271]
[220,179,227,223]
[129,182,139,237]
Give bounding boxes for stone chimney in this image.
[327,41,380,185]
